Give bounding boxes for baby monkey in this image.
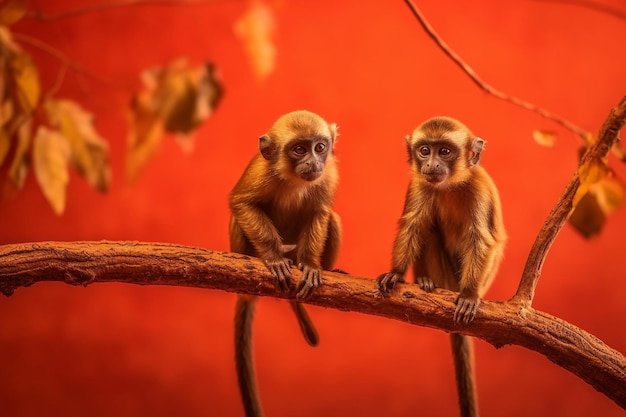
[229,110,341,417]
[378,116,506,417]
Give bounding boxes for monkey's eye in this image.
[314,143,326,153]
[439,147,452,158]
[418,146,430,157]
[293,145,307,155]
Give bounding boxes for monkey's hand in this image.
[376,272,404,294]
[454,292,481,323]
[296,264,322,299]
[264,257,293,292]
[415,276,436,292]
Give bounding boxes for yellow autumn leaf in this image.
[0,129,9,167]
[532,129,556,147]
[0,0,27,25]
[0,25,19,53]
[235,0,276,80]
[10,51,40,112]
[592,172,626,216]
[126,89,165,184]
[32,127,71,216]
[0,99,13,167]
[45,99,111,192]
[7,115,31,188]
[572,155,610,209]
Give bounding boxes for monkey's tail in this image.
[289,301,319,346]
[234,295,263,417]
[450,333,479,417]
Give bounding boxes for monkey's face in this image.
[413,139,459,185]
[287,138,331,182]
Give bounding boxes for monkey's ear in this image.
[328,123,338,144]
[259,135,277,161]
[405,135,413,162]
[468,137,485,166]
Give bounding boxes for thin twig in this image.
[26,0,238,21]
[530,0,626,21]
[403,0,591,140]
[12,33,134,90]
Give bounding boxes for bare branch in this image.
[403,0,591,140]
[26,0,239,21]
[12,33,132,90]
[514,94,626,305]
[0,241,624,409]
[530,0,626,21]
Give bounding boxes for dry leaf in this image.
[7,115,31,188]
[32,127,71,215]
[568,174,626,238]
[126,59,222,183]
[532,129,556,147]
[611,140,626,162]
[568,192,605,238]
[0,129,9,167]
[9,51,40,113]
[569,150,625,238]
[0,99,13,167]
[572,155,609,209]
[0,0,27,25]
[45,99,111,192]
[126,98,165,183]
[235,0,276,80]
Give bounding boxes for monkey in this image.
[229,110,341,417]
[377,116,506,417]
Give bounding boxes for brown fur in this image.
[230,110,341,417]
[378,116,506,417]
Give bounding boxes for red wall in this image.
[1,1,625,416]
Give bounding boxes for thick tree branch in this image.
[0,241,624,409]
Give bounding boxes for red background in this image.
[1,1,625,416]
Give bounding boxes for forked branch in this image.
[0,241,624,409]
[514,94,626,305]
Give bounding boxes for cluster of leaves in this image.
[0,1,223,214]
[127,59,223,183]
[0,3,105,216]
[533,129,625,238]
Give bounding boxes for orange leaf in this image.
[7,115,31,188]
[32,127,71,215]
[591,172,626,216]
[0,129,9,167]
[0,0,27,25]
[0,99,13,167]
[235,0,276,80]
[10,51,40,113]
[572,155,610,209]
[532,129,556,147]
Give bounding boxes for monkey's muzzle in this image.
[300,170,323,181]
[423,173,447,184]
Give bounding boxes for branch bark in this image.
[0,241,624,409]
